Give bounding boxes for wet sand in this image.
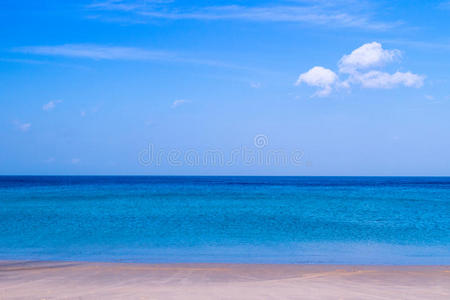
[0,261,449,299]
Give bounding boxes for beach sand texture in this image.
[0,261,449,299]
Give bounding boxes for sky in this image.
[1,0,450,176]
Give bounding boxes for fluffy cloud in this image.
[352,71,424,88]
[296,42,423,96]
[295,66,338,97]
[339,42,401,73]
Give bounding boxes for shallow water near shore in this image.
[2,261,449,299]
[0,176,449,264]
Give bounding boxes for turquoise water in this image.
[0,176,449,265]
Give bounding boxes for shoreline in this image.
[1,260,449,299]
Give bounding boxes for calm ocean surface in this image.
[0,176,449,265]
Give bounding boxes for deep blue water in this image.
[0,176,449,265]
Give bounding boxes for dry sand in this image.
[0,260,449,299]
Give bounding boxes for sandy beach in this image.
[0,261,448,299]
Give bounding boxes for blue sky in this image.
[1,0,450,175]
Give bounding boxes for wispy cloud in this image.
[42,100,62,111]
[14,121,31,132]
[13,44,247,70]
[171,99,189,108]
[88,0,174,11]
[15,44,172,61]
[86,1,396,30]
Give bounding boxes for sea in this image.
[0,176,449,265]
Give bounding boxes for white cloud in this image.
[16,44,171,61]
[295,66,338,97]
[351,71,424,88]
[14,121,31,132]
[88,1,395,30]
[296,42,423,96]
[339,42,401,73]
[171,99,189,108]
[14,44,245,70]
[88,0,174,11]
[42,100,62,111]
